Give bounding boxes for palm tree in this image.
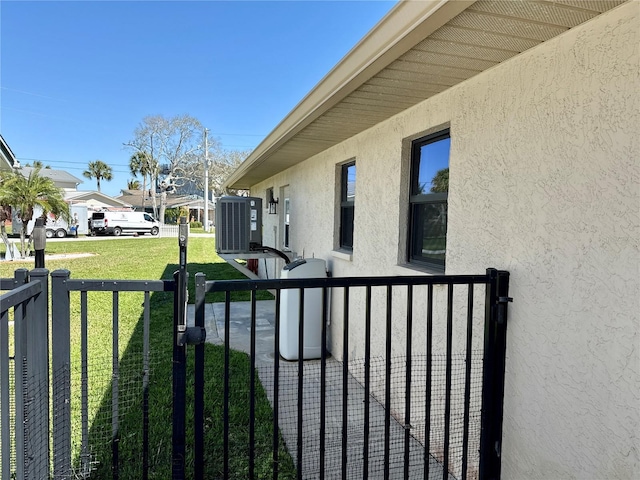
[24,160,50,169]
[129,152,156,209]
[0,168,69,257]
[127,179,141,190]
[430,167,449,193]
[83,160,113,192]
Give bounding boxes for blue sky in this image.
[1,0,396,197]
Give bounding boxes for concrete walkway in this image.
[188,300,278,363]
[187,301,450,479]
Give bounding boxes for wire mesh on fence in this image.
[23,366,50,479]
[254,353,483,480]
[1,356,17,477]
[1,336,51,479]
[47,288,163,479]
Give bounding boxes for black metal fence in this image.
[174,265,511,480]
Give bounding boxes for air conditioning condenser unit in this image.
[215,196,262,254]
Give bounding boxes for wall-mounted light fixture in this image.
[267,188,279,214]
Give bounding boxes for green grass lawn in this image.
[0,237,293,479]
[189,226,215,235]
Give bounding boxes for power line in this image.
[16,146,258,168]
[15,159,131,175]
[209,133,265,137]
[18,157,130,166]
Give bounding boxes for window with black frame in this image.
[409,130,450,271]
[340,162,356,250]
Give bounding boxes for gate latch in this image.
[496,296,513,324]
[177,326,206,346]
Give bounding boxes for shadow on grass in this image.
[82,261,292,478]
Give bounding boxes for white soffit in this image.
[225,0,629,189]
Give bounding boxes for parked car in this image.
[90,211,160,236]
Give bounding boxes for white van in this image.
[90,211,160,236]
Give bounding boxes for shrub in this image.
[164,207,179,224]
[190,221,202,228]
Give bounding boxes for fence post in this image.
[13,269,28,480]
[172,218,188,479]
[194,272,206,480]
[479,269,511,480]
[51,269,72,478]
[27,268,50,479]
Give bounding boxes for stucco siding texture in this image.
[251,3,639,478]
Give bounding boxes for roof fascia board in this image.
[225,0,475,189]
[0,135,17,170]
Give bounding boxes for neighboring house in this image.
[0,135,18,171]
[65,191,132,210]
[18,166,83,192]
[10,165,132,222]
[65,190,133,233]
[169,197,214,225]
[15,168,132,212]
[117,189,158,212]
[65,190,132,211]
[223,1,639,479]
[118,189,212,223]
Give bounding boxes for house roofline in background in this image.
[66,190,133,208]
[18,166,83,187]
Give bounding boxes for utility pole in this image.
[203,129,210,232]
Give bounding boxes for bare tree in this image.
[209,149,249,197]
[125,114,203,222]
[182,140,249,199]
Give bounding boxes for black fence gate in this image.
[172,237,511,479]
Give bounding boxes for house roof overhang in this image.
[224,0,628,190]
[0,135,17,171]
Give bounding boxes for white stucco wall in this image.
[252,3,639,478]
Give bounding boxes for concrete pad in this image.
[187,300,278,364]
